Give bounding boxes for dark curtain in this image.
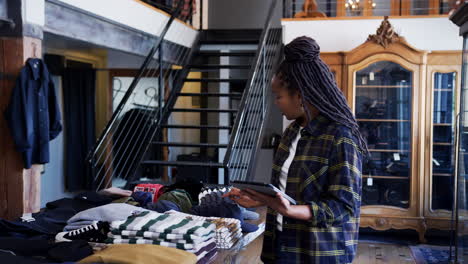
[63,68,96,191]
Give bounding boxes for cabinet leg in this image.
[418,221,427,244]
[418,230,427,243]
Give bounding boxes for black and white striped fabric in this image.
[105,211,217,260]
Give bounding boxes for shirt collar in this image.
[26,58,42,81]
[294,114,330,137]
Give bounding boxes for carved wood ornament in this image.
[367,16,401,48]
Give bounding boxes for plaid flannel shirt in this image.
[261,114,363,264]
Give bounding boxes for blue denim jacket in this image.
[4,58,62,169]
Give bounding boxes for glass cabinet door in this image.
[431,72,457,211]
[455,34,468,263]
[355,61,413,208]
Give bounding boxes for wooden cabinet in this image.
[321,17,462,242]
[423,54,461,233]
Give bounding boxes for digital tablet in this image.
[231,181,297,205]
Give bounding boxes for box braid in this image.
[277,36,368,154]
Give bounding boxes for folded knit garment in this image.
[65,203,149,231]
[108,229,214,244]
[110,211,215,237]
[193,242,217,262]
[106,236,215,253]
[167,211,244,249]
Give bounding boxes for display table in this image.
[212,207,266,263]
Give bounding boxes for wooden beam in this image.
[391,0,401,16]
[401,0,411,15]
[281,14,449,22]
[336,0,346,17]
[363,0,374,16]
[0,37,25,220]
[45,0,190,64]
[429,0,440,15]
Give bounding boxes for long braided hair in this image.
[277,36,368,153]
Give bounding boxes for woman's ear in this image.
[295,91,303,106]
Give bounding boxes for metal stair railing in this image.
[87,1,200,190]
[223,0,283,184]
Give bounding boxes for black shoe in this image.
[55,221,109,243]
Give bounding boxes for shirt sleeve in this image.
[4,73,31,152]
[47,76,62,140]
[306,132,362,227]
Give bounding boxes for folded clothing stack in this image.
[106,211,217,263]
[198,187,260,221]
[168,211,243,249]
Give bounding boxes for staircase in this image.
[140,29,261,184]
[88,0,282,190]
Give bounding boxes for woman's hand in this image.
[242,189,292,216]
[222,188,265,208]
[243,189,313,220]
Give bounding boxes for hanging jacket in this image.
[4,58,62,169]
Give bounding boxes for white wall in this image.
[23,0,45,26]
[282,17,462,52]
[56,0,197,47]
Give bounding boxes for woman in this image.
[224,36,367,263]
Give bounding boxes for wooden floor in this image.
[212,206,420,264]
[213,238,418,264]
[353,242,416,264]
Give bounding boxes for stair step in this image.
[184,78,247,83]
[171,108,237,113]
[141,160,224,168]
[189,64,251,70]
[152,142,228,148]
[197,51,256,57]
[199,39,259,45]
[177,92,242,97]
[201,29,262,41]
[161,125,232,130]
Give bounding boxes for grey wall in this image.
[208,0,282,29]
[252,93,283,183]
[107,49,145,68]
[0,0,7,18]
[41,76,75,208]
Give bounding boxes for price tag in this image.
[369,72,375,81]
[386,162,394,169]
[393,153,401,161]
[367,177,373,186]
[362,77,368,85]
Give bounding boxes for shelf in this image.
[433,142,453,146]
[433,173,453,177]
[357,119,410,122]
[369,149,410,153]
[434,89,453,92]
[362,175,409,180]
[433,123,452,126]
[356,85,412,88]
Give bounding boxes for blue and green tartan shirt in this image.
[261,114,363,264]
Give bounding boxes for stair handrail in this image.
[87,2,185,162]
[87,1,199,190]
[223,0,282,183]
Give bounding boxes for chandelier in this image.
[345,0,377,15]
